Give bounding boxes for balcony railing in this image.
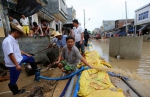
[40,7,53,18]
[60,0,67,15]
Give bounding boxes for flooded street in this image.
[90,39,150,97]
[90,39,150,77]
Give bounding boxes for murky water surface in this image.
[90,39,150,77]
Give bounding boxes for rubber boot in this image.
[8,84,26,95]
[30,62,38,73]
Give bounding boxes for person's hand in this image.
[45,31,47,34]
[80,41,83,45]
[26,54,32,57]
[89,65,94,69]
[46,46,50,49]
[54,61,60,65]
[16,65,21,71]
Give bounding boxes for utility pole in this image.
[125,1,128,35]
[134,14,137,36]
[84,9,85,29]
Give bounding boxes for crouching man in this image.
[54,36,92,74]
[2,23,37,95]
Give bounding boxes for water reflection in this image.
[90,39,150,77]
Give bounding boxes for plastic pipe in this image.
[60,78,72,97]
[64,74,76,97]
[38,67,87,81]
[121,77,143,97]
[73,73,81,97]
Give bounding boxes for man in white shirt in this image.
[20,15,29,36]
[9,16,20,26]
[72,19,85,56]
[2,23,37,95]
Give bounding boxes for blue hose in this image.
[73,73,81,97]
[38,67,87,81]
[60,78,72,97]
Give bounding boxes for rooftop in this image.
[135,3,150,12]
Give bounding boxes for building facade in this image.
[135,3,150,35]
[33,0,68,33]
[63,7,76,29]
[94,28,100,34]
[135,3,150,26]
[115,19,134,29]
[0,0,68,36]
[0,0,49,36]
[103,20,115,31]
[100,26,104,34]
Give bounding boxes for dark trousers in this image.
[9,55,37,85]
[75,41,85,54]
[84,38,89,47]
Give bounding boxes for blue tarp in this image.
[119,31,126,36]
[129,28,134,32]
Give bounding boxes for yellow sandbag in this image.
[78,69,125,97]
[86,89,125,97]
[78,51,124,97]
[100,60,112,68]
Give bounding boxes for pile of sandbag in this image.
[78,51,125,97]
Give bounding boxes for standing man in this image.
[2,23,37,95]
[47,31,67,52]
[9,16,20,26]
[84,29,89,47]
[72,19,85,56]
[20,15,29,36]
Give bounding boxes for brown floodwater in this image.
[89,39,150,78]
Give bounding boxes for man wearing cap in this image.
[2,23,37,95]
[72,19,85,56]
[47,31,67,52]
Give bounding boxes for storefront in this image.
[135,3,150,35]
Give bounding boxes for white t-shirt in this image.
[73,26,84,42]
[2,35,23,67]
[20,18,29,25]
[11,19,19,26]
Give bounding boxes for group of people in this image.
[47,19,92,73]
[9,15,50,36]
[2,19,92,95]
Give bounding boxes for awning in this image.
[113,30,120,34]
[137,25,147,31]
[129,27,134,32]
[16,0,43,17]
[63,23,73,29]
[1,0,43,17]
[119,31,126,36]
